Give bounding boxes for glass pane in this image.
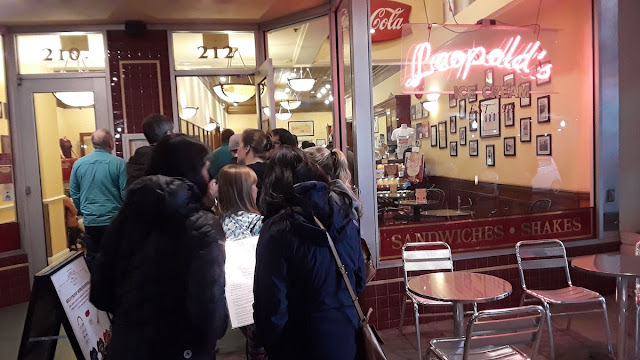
[33,92,96,258]
[16,33,105,75]
[371,0,594,260]
[338,3,356,181]
[267,16,333,147]
[172,32,257,70]
[176,76,258,144]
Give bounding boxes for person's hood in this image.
[330,179,361,221]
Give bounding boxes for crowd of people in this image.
[67,114,367,360]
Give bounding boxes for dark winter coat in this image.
[126,145,153,188]
[90,175,228,360]
[254,181,366,360]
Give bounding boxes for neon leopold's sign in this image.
[405,35,552,88]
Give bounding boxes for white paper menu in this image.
[224,235,259,328]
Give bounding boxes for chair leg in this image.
[414,303,422,360]
[473,303,478,314]
[544,303,555,360]
[600,298,614,356]
[399,294,407,332]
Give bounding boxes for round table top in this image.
[421,209,474,217]
[572,253,640,278]
[396,199,439,206]
[408,272,512,303]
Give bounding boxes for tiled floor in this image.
[1,295,635,360]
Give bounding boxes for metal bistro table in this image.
[396,199,439,221]
[572,253,640,360]
[407,272,512,336]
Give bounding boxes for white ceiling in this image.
[0,0,328,26]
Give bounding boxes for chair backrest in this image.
[530,199,552,213]
[463,305,546,360]
[427,188,446,207]
[401,242,453,289]
[515,239,571,290]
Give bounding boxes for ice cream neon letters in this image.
[405,35,552,88]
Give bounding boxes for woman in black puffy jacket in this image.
[90,134,227,360]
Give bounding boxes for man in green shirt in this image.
[207,128,235,179]
[69,129,127,269]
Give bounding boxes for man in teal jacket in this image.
[70,129,127,269]
[207,128,235,179]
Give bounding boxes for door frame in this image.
[16,77,110,278]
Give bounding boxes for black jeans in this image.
[84,225,108,271]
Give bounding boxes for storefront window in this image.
[371,0,594,260]
[16,33,105,74]
[172,31,257,71]
[267,16,334,146]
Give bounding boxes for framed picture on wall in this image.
[410,105,417,120]
[520,81,532,107]
[520,117,532,142]
[415,123,423,139]
[449,116,457,134]
[469,140,478,156]
[449,94,457,108]
[450,141,458,156]
[459,126,467,146]
[504,137,516,156]
[504,103,515,127]
[537,96,551,123]
[503,72,515,87]
[416,104,423,119]
[469,110,478,132]
[0,135,10,153]
[486,144,495,166]
[288,121,314,136]
[3,102,8,119]
[468,85,478,103]
[479,97,501,138]
[536,134,552,156]
[437,121,447,149]
[0,102,3,119]
[122,134,149,160]
[459,99,466,119]
[536,61,552,86]
[430,125,438,147]
[485,68,494,87]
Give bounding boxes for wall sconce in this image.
[180,107,199,120]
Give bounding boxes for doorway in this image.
[16,77,109,277]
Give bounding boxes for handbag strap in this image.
[313,216,367,324]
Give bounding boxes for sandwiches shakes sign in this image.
[370,0,412,42]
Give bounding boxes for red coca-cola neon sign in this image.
[405,35,552,88]
[370,0,411,42]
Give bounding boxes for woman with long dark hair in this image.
[90,134,227,360]
[254,146,366,360]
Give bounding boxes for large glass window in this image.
[172,31,257,71]
[267,16,334,146]
[371,0,594,260]
[16,33,105,74]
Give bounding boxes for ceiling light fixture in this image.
[281,100,301,110]
[288,68,316,92]
[54,92,95,108]
[320,88,327,94]
[179,106,199,120]
[213,83,256,104]
[325,84,331,89]
[276,106,292,121]
[316,93,322,98]
[262,106,271,117]
[324,99,330,105]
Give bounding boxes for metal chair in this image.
[427,188,446,208]
[529,199,552,213]
[428,305,546,360]
[400,242,475,360]
[515,240,613,360]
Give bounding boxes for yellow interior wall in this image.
[56,106,96,157]
[372,0,593,194]
[276,112,333,145]
[227,113,259,134]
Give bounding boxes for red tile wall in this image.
[360,241,619,330]
[0,254,30,307]
[107,30,173,158]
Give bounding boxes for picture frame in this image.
[536,134,552,156]
[486,144,495,166]
[416,104,423,119]
[415,123,423,139]
[520,117,532,142]
[468,85,478,103]
[3,102,8,119]
[438,121,447,149]
[450,141,458,157]
[503,72,515,87]
[122,133,149,160]
[469,110,478,132]
[484,68,494,87]
[520,81,531,107]
[458,99,466,119]
[479,97,501,138]
[469,140,478,156]
[504,136,516,156]
[316,139,327,146]
[0,102,3,119]
[410,105,417,120]
[0,135,10,153]
[449,94,457,108]
[459,126,467,145]
[537,95,551,123]
[449,116,457,134]
[503,103,515,127]
[536,61,552,86]
[288,120,315,136]
[430,125,438,147]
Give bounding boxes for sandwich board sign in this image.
[18,251,111,360]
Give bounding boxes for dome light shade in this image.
[287,78,316,92]
[54,92,94,107]
[262,107,270,117]
[179,106,199,120]
[280,100,301,110]
[213,83,256,103]
[276,106,292,121]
